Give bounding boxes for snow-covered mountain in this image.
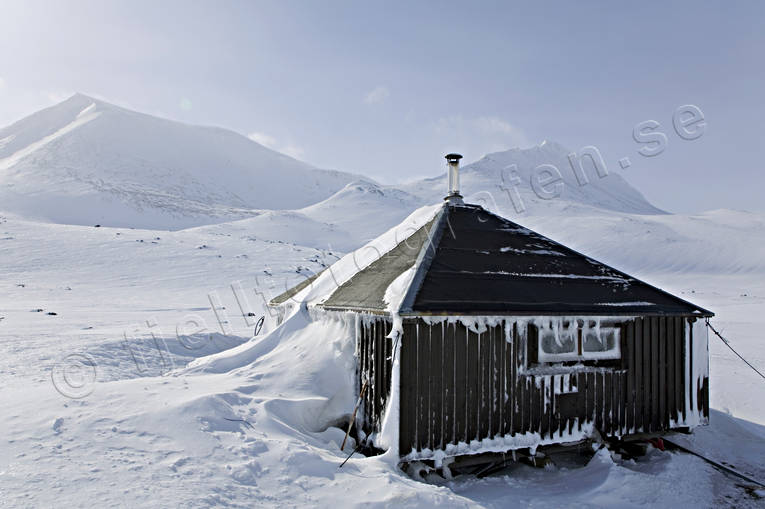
[0,96,666,238]
[0,94,363,229]
[190,140,670,253]
[400,140,665,217]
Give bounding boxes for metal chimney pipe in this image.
[445,153,463,204]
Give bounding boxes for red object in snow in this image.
[648,438,666,451]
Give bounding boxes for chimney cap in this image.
[445,153,463,163]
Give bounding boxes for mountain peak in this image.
[537,139,568,152]
[59,92,100,108]
[479,140,571,162]
[69,92,94,101]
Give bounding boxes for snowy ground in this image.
[1,210,764,508]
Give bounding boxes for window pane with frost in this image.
[540,327,575,355]
[583,328,619,355]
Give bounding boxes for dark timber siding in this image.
[357,318,394,437]
[393,316,709,459]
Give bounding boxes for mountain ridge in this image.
[1,95,664,234]
[0,94,366,229]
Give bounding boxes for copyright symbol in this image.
[51,353,97,399]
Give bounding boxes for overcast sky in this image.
[1,1,763,213]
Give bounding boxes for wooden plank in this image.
[593,370,602,432]
[499,322,508,437]
[613,372,620,435]
[430,324,443,451]
[604,371,613,435]
[542,376,557,438]
[658,317,669,430]
[612,371,621,435]
[374,321,381,425]
[550,375,559,438]
[365,321,373,432]
[380,320,387,425]
[621,369,628,435]
[634,319,643,432]
[379,322,386,417]
[688,320,695,418]
[667,317,676,425]
[521,377,529,436]
[522,359,530,434]
[607,371,615,436]
[384,321,392,414]
[374,320,382,426]
[540,377,549,439]
[492,325,502,439]
[679,318,687,423]
[511,322,521,436]
[371,320,378,428]
[359,321,366,429]
[578,373,585,425]
[377,320,384,425]
[442,322,455,447]
[454,322,467,446]
[549,376,557,439]
[383,320,390,420]
[508,323,515,436]
[651,317,660,431]
[358,321,366,429]
[399,321,415,456]
[467,327,480,443]
[557,376,565,438]
[567,375,575,435]
[417,322,430,451]
[484,327,493,440]
[369,322,375,431]
[619,323,629,435]
[479,330,491,440]
[626,321,635,433]
[527,323,539,365]
[585,372,594,427]
[642,317,652,432]
[531,376,541,435]
[514,325,523,435]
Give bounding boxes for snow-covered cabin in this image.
[269,154,713,463]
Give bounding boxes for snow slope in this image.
[1,205,765,507]
[195,180,426,252]
[0,94,363,229]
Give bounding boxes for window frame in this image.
[528,319,623,366]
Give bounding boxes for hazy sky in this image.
[1,1,763,213]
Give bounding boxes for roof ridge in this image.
[398,203,450,314]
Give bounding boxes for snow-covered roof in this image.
[270,202,713,317]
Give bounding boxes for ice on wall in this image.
[679,319,710,427]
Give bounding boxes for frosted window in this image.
[583,328,617,352]
[540,328,575,355]
[536,320,621,363]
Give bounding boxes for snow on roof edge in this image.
[283,203,444,308]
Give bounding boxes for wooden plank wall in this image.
[357,318,394,437]
[397,316,706,457]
